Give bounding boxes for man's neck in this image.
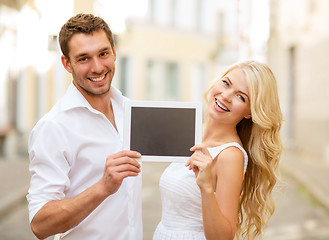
[74,84,117,130]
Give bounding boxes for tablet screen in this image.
[124,101,202,162]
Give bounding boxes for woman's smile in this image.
[215,98,230,112]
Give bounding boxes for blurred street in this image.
[1,0,329,239]
[1,151,329,240]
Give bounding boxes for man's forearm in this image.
[31,181,108,239]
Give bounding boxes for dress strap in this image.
[207,142,248,175]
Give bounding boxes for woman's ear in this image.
[61,55,73,73]
[244,113,252,119]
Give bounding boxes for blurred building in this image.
[268,0,329,161]
[0,0,92,156]
[0,0,259,157]
[96,0,251,102]
[114,4,216,102]
[0,0,32,155]
[109,0,257,102]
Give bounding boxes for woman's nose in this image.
[221,90,233,102]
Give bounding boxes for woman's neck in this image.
[202,118,240,147]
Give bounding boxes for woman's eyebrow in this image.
[224,76,232,85]
[239,90,250,100]
[226,76,250,100]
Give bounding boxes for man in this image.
[27,13,142,240]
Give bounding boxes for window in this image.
[287,46,296,139]
[146,60,156,100]
[169,0,178,27]
[120,57,129,96]
[195,0,203,32]
[191,63,206,101]
[165,62,179,100]
[149,0,156,23]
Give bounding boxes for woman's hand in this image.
[186,145,214,192]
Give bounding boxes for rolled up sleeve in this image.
[27,119,71,223]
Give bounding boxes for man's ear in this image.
[112,45,117,61]
[61,55,72,73]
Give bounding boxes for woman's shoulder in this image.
[208,142,248,174]
[207,142,245,159]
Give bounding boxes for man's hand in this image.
[100,150,142,195]
[30,150,142,239]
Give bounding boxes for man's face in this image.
[62,30,116,98]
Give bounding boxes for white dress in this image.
[153,142,248,240]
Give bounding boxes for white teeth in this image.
[90,75,105,82]
[215,99,229,111]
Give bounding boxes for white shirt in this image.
[27,83,142,240]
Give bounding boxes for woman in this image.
[153,60,283,239]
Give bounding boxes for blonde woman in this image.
[153,60,283,239]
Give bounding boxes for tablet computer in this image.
[123,100,202,162]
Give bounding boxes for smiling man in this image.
[27,14,142,240]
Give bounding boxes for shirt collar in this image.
[61,82,125,112]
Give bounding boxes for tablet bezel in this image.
[123,100,202,162]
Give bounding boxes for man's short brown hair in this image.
[59,13,114,59]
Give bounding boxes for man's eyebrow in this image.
[99,47,112,52]
[74,47,112,59]
[74,52,88,59]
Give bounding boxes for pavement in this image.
[0,155,30,219]
[1,149,329,233]
[278,150,329,211]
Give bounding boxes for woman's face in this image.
[207,67,251,126]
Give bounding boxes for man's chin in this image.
[74,80,112,97]
[88,86,111,96]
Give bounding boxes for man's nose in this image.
[91,58,103,73]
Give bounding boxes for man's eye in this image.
[78,58,88,62]
[100,52,108,57]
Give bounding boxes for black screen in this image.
[130,107,196,156]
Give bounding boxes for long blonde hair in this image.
[205,60,283,239]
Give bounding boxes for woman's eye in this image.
[238,95,246,102]
[222,80,229,87]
